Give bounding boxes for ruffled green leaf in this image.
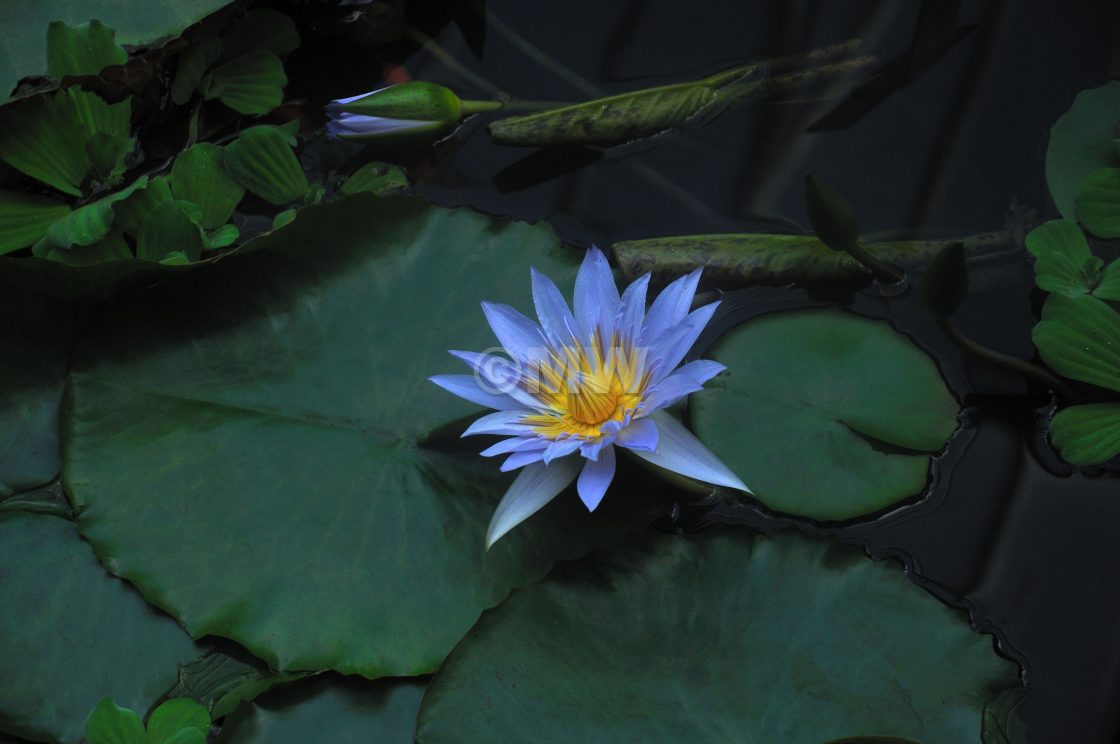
[170,35,222,106]
[221,125,308,205]
[114,175,173,235]
[417,529,1020,743]
[84,699,146,744]
[145,698,210,744]
[1049,402,1120,466]
[0,93,90,196]
[39,176,147,251]
[136,200,205,262]
[204,224,239,250]
[0,190,70,255]
[1046,82,1120,219]
[47,20,127,79]
[339,162,409,196]
[220,9,300,59]
[171,143,246,229]
[1033,293,1120,392]
[1025,219,1096,295]
[205,50,286,115]
[692,309,959,520]
[1075,167,1120,239]
[45,228,132,266]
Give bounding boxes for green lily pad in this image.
[0,1,231,104]
[416,529,1020,743]
[1033,293,1120,392]
[136,200,205,262]
[1046,82,1120,219]
[219,9,299,60]
[62,194,663,679]
[216,677,424,743]
[221,125,308,205]
[204,50,286,116]
[692,309,959,520]
[46,20,127,79]
[0,512,205,744]
[1049,402,1120,466]
[0,190,70,255]
[170,143,245,229]
[1075,167,1120,239]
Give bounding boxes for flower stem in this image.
[936,316,1075,398]
[460,99,505,115]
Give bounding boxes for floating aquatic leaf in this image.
[36,176,148,255]
[1046,81,1120,219]
[339,162,409,196]
[46,20,127,79]
[204,224,239,250]
[136,200,206,262]
[1075,167,1120,239]
[84,699,146,744]
[0,513,205,744]
[692,309,958,520]
[85,131,133,186]
[204,50,286,115]
[220,9,300,59]
[1048,402,1120,465]
[114,176,173,235]
[171,143,246,229]
[166,650,305,721]
[1033,293,1120,392]
[1094,259,1120,301]
[221,125,308,205]
[144,698,210,744]
[45,228,132,266]
[271,209,297,230]
[417,529,1020,743]
[170,35,221,106]
[0,93,90,196]
[0,190,70,255]
[488,64,765,148]
[215,677,424,743]
[1025,219,1096,295]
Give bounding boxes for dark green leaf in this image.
[46,20,127,79]
[1033,293,1120,392]
[1024,219,1095,295]
[921,240,968,316]
[0,93,90,196]
[145,698,209,744]
[271,209,297,230]
[1075,167,1120,239]
[84,699,146,744]
[221,125,308,205]
[170,143,246,229]
[86,131,134,186]
[0,513,205,743]
[114,175,173,235]
[45,228,132,266]
[206,50,286,115]
[0,189,70,255]
[165,650,305,721]
[417,529,1020,743]
[1095,258,1120,301]
[692,309,958,520]
[220,9,300,59]
[1049,402,1120,466]
[170,35,222,106]
[805,174,859,250]
[1046,81,1120,219]
[136,200,205,262]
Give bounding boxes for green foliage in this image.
[220,9,300,59]
[1075,167,1120,239]
[143,698,210,744]
[113,176,173,235]
[44,228,132,266]
[1026,219,1099,295]
[215,677,425,743]
[1049,402,1120,465]
[84,696,210,744]
[692,309,958,520]
[164,651,305,721]
[46,20,127,79]
[1046,81,1120,219]
[37,177,147,253]
[204,50,287,115]
[1033,293,1120,393]
[221,125,309,205]
[417,529,1019,742]
[171,35,222,106]
[338,162,409,196]
[0,513,204,743]
[135,200,206,262]
[84,699,145,744]
[805,174,859,250]
[0,190,70,255]
[170,143,245,229]
[921,241,968,316]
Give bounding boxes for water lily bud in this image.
[921,241,969,317]
[804,174,860,250]
[326,81,499,143]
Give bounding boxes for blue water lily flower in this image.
[430,247,751,547]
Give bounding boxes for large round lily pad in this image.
[416,529,1020,743]
[0,512,205,744]
[692,309,959,520]
[63,194,663,679]
[217,676,424,743]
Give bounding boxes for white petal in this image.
[630,410,750,492]
[486,458,582,548]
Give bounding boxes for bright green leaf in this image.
[220,9,300,59]
[1033,293,1120,392]
[417,529,1020,743]
[45,228,132,266]
[136,200,205,262]
[171,143,246,229]
[692,309,959,520]
[0,513,205,743]
[206,50,286,115]
[1075,167,1120,239]
[46,20,127,79]
[41,176,148,250]
[1046,82,1120,219]
[145,698,210,744]
[84,699,146,744]
[221,125,308,205]
[1049,402,1120,466]
[114,175,173,235]
[339,162,409,196]
[271,209,297,229]
[159,250,191,265]
[170,35,221,106]
[161,730,206,744]
[1025,219,1095,295]
[63,195,664,678]
[204,224,239,250]
[0,190,70,255]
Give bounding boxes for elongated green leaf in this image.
[216,677,424,743]
[417,529,1020,743]
[170,35,221,106]
[0,513,205,743]
[45,228,132,266]
[1049,402,1120,466]
[1046,82,1120,219]
[136,200,205,262]
[1025,219,1097,295]
[205,50,286,115]
[145,699,209,744]
[114,175,173,235]
[1075,167,1120,239]
[221,125,307,205]
[0,190,69,255]
[84,699,145,744]
[171,143,245,229]
[692,309,959,520]
[1033,293,1120,392]
[220,9,300,59]
[47,20,127,79]
[62,195,664,679]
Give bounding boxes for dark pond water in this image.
[294,1,1120,741]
